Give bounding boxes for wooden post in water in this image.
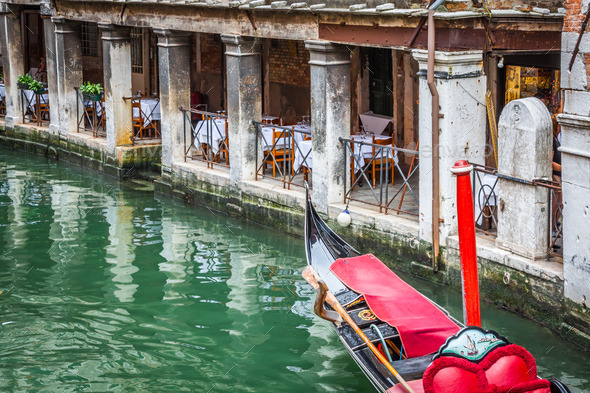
[451,160,481,327]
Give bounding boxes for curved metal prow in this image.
[314,280,343,326]
[302,266,343,326]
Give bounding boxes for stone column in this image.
[99,24,133,153]
[559,8,590,305]
[221,35,262,186]
[496,98,552,259]
[0,5,25,127]
[557,114,590,305]
[305,41,351,213]
[42,16,60,134]
[412,50,487,242]
[52,17,83,136]
[154,29,191,178]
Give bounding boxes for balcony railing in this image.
[469,162,563,256]
[19,88,50,127]
[123,95,161,141]
[75,87,105,138]
[181,107,229,169]
[340,136,419,216]
[471,163,498,236]
[253,121,312,189]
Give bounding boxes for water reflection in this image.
[0,149,587,393]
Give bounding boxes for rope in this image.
[370,324,394,363]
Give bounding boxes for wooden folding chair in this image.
[132,100,158,139]
[264,129,291,178]
[364,136,395,188]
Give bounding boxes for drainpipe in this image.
[427,7,440,271]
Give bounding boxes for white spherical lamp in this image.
[337,208,352,227]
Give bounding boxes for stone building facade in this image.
[558,0,590,330]
[1,0,589,346]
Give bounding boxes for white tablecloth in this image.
[261,127,291,150]
[23,90,50,111]
[294,140,313,172]
[359,111,393,135]
[83,99,103,117]
[290,124,311,142]
[133,98,161,127]
[475,173,498,225]
[351,135,398,172]
[262,115,281,125]
[194,118,227,154]
[0,84,5,100]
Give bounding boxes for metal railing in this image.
[532,178,563,257]
[75,87,105,138]
[20,88,50,127]
[122,95,161,141]
[468,162,563,256]
[253,121,312,189]
[181,107,229,169]
[471,163,499,236]
[340,137,419,216]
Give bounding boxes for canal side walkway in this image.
[0,122,588,350]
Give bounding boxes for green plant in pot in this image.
[17,74,34,90]
[80,82,103,101]
[28,79,45,94]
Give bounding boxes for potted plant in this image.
[28,79,45,94]
[80,82,103,101]
[17,74,33,90]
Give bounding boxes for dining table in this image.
[194,117,227,154]
[350,134,398,172]
[83,99,103,117]
[359,111,394,135]
[293,139,313,172]
[260,123,311,151]
[22,89,50,113]
[133,98,161,127]
[262,115,282,125]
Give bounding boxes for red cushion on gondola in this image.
[481,345,538,387]
[423,356,488,393]
[421,345,552,393]
[330,254,460,358]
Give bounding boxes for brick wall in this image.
[564,0,585,32]
[269,40,309,87]
[201,34,222,74]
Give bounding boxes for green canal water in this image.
[0,148,588,393]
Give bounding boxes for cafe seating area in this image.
[251,112,419,216]
[20,86,50,127]
[182,108,229,167]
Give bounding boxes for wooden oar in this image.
[302,265,417,393]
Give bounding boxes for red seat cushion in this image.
[421,344,551,393]
[480,345,539,388]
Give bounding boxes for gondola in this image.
[302,188,571,393]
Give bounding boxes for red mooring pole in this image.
[451,160,481,327]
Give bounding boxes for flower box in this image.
[83,92,103,102]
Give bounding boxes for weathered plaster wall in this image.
[559,0,590,316]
